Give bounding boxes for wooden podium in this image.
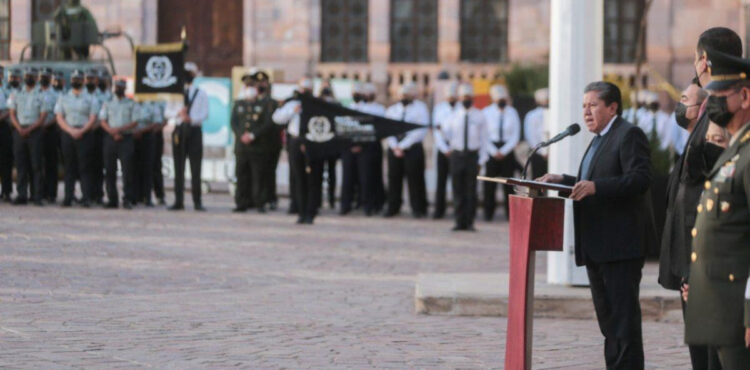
[478,177,569,370]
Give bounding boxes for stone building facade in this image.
[5,0,749,100]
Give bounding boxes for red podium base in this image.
[505,195,564,370]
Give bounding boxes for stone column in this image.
[546,0,603,285]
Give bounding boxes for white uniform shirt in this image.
[523,106,549,155]
[359,101,386,116]
[640,109,673,150]
[165,84,209,126]
[273,100,301,137]
[482,104,521,156]
[384,100,430,150]
[432,101,457,154]
[441,105,488,164]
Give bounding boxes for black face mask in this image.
[40,77,51,87]
[462,99,473,109]
[649,102,660,112]
[9,80,19,89]
[86,83,96,92]
[71,81,83,90]
[353,94,362,103]
[98,82,107,91]
[674,102,694,129]
[53,83,64,91]
[185,74,195,84]
[497,99,507,109]
[706,95,735,128]
[704,142,725,163]
[115,87,126,97]
[24,77,36,87]
[401,98,412,106]
[448,98,457,107]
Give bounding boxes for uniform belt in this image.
[493,141,505,147]
[453,149,479,155]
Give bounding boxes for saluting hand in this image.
[570,180,596,201]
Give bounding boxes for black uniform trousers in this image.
[43,125,60,201]
[103,134,135,205]
[152,129,165,201]
[450,151,478,228]
[434,150,450,218]
[12,128,43,201]
[483,148,517,220]
[268,146,282,205]
[340,148,360,212]
[235,151,270,209]
[134,132,155,204]
[386,143,427,215]
[92,127,105,202]
[286,133,298,213]
[586,258,645,370]
[61,130,94,202]
[171,124,203,207]
[288,136,321,222]
[323,156,337,209]
[0,118,13,197]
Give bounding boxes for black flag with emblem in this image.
[299,94,422,159]
[134,42,186,100]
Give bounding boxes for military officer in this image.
[55,69,99,207]
[231,71,277,213]
[0,65,12,201]
[39,67,61,203]
[684,48,750,368]
[99,79,137,209]
[254,71,281,211]
[133,100,157,206]
[8,67,50,205]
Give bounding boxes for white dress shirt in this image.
[639,109,672,150]
[482,104,521,156]
[164,84,209,126]
[442,105,488,164]
[432,101,457,154]
[272,100,301,137]
[384,100,430,150]
[523,106,549,155]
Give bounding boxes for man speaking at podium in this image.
[539,81,654,369]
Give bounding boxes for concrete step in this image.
[415,273,682,322]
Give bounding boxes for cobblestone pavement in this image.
[0,194,690,369]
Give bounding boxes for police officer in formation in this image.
[133,99,157,206]
[431,81,459,220]
[40,68,62,203]
[482,84,520,221]
[99,79,136,209]
[170,62,209,211]
[85,68,106,204]
[384,82,429,218]
[8,67,50,205]
[55,69,99,207]
[232,71,278,213]
[0,66,11,201]
[440,83,487,231]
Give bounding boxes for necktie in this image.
[397,105,407,141]
[463,111,469,151]
[183,88,190,107]
[580,135,602,180]
[498,110,504,143]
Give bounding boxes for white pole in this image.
[547,0,603,285]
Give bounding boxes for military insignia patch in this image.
[741,131,750,143]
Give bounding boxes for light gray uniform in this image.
[9,88,49,126]
[54,91,98,127]
[99,97,136,133]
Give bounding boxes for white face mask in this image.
[240,86,257,100]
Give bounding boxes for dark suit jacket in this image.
[658,110,723,290]
[562,116,656,266]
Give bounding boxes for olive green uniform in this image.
[686,123,750,366]
[231,95,277,210]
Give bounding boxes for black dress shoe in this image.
[33,199,44,206]
[144,201,154,207]
[296,216,306,224]
[339,208,351,216]
[168,204,184,211]
[383,210,398,218]
[432,213,444,220]
[61,199,72,207]
[104,202,118,209]
[452,225,466,231]
[304,216,314,224]
[232,207,247,213]
[194,205,206,212]
[413,212,426,219]
[269,201,278,211]
[157,198,166,206]
[81,200,91,208]
[123,201,133,210]
[257,206,267,214]
[12,197,28,205]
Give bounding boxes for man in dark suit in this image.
[540,81,654,369]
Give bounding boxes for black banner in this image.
[134,42,185,100]
[300,94,422,159]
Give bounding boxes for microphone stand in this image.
[521,142,545,180]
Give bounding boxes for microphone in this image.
[521,123,580,180]
[541,123,580,147]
